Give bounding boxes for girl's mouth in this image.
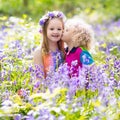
[52,35,59,37]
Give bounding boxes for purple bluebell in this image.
[14,114,22,120]
[48,12,54,18]
[39,19,45,26]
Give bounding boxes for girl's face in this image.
[47,18,63,43]
[61,24,74,44]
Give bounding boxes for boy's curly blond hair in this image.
[66,19,94,50]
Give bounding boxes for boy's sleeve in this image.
[80,50,94,65]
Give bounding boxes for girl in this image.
[33,11,66,78]
[62,19,94,77]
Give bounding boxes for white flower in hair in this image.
[39,11,66,26]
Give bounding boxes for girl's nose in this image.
[53,29,58,33]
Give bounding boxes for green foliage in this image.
[0,0,120,22]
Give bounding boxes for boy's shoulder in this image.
[79,47,94,65]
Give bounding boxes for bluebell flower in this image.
[14,114,22,120]
[48,12,54,18]
[34,81,40,88]
[1,99,13,106]
[39,19,45,26]
[25,115,34,120]
[57,12,63,18]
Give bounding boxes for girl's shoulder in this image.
[33,47,42,59]
[34,47,41,55]
[33,47,43,65]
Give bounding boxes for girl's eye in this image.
[58,28,62,31]
[49,28,62,31]
[50,28,54,30]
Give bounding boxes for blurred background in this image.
[0,0,120,23]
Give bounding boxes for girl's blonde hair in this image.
[66,19,94,50]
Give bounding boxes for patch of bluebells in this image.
[0,17,120,119]
[45,60,119,114]
[33,58,120,96]
[93,19,120,57]
[1,55,120,119]
[14,114,22,120]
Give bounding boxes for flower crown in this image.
[39,11,66,27]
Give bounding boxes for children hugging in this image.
[33,10,94,79]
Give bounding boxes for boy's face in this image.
[61,24,74,43]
